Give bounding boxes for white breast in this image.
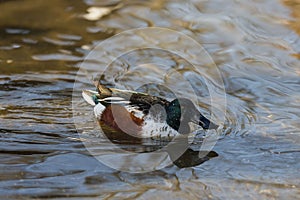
[141,115,179,139]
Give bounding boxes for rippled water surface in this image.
[1,0,300,199]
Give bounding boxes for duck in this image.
[82,83,218,141]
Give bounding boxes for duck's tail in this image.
[93,81,114,98]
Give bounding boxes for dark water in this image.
[0,0,300,199]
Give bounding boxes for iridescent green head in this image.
[166,98,218,134]
[166,99,182,132]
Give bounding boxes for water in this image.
[0,0,299,199]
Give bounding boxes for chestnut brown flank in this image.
[100,105,143,135]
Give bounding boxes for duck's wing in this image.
[99,93,161,117]
[82,89,145,119]
[95,83,170,112]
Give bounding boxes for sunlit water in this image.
[0,0,299,199]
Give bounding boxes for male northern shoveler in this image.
[82,83,218,141]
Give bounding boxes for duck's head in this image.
[166,98,218,133]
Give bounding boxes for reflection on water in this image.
[171,150,218,168]
[0,0,299,199]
